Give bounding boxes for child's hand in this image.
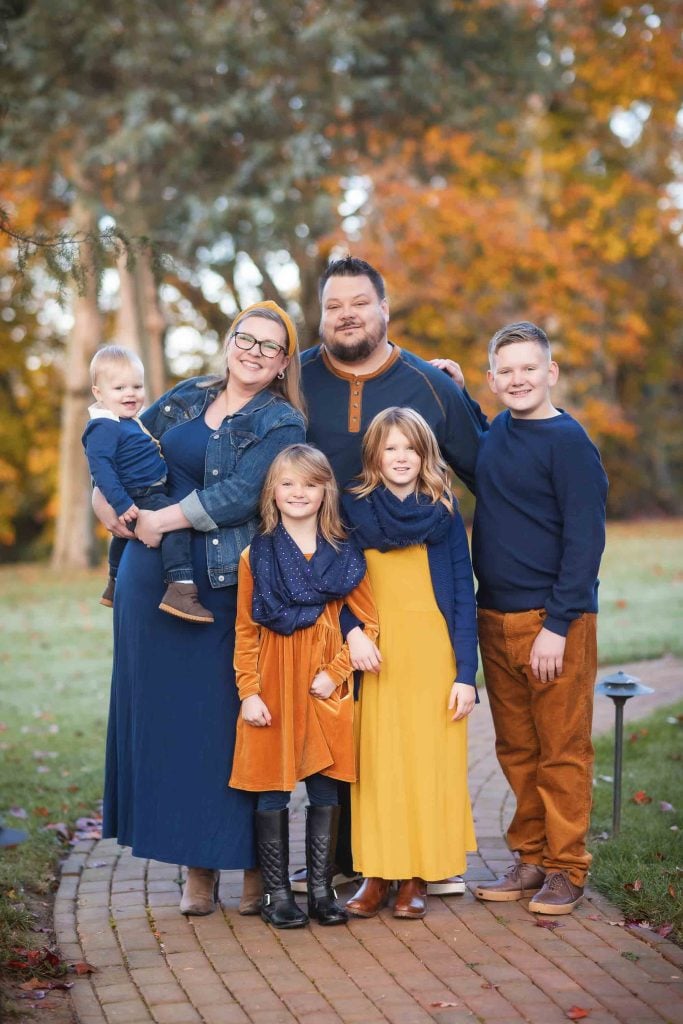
[530,627,566,682]
[347,626,382,673]
[448,682,475,721]
[241,695,272,727]
[118,504,139,526]
[310,671,336,699]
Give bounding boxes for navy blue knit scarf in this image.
[249,522,367,636]
[341,486,453,551]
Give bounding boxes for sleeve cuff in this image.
[179,490,217,531]
[543,615,571,637]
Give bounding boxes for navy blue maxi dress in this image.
[103,416,256,869]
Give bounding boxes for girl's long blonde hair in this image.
[260,444,346,547]
[351,407,454,512]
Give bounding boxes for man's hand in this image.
[530,627,566,682]
[429,358,465,389]
[448,682,476,721]
[310,671,337,699]
[346,626,382,673]
[241,694,272,726]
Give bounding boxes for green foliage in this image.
[590,702,683,944]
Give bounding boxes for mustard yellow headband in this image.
[227,300,298,357]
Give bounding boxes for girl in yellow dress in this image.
[342,407,478,920]
[230,444,378,929]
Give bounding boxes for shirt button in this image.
[164,405,171,412]
[212,538,219,545]
[212,469,219,476]
[218,575,225,582]
[213,433,219,440]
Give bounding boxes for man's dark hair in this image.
[318,256,386,301]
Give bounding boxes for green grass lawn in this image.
[0,518,682,991]
[589,701,683,944]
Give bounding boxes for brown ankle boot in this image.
[394,877,427,919]
[159,583,214,623]
[345,877,391,918]
[179,868,220,915]
[100,576,115,608]
[239,867,263,916]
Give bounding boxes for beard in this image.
[320,315,387,363]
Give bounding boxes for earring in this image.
[277,371,285,379]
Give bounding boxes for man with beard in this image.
[293,255,484,898]
[302,256,483,489]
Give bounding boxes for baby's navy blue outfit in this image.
[82,406,194,583]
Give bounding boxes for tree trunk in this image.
[51,201,103,569]
[115,246,167,401]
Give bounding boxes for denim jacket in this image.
[141,376,306,588]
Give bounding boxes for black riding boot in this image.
[255,809,308,929]
[306,804,349,926]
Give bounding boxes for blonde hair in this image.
[90,345,144,385]
[259,444,346,548]
[220,308,307,421]
[352,407,454,512]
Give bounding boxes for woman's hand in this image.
[448,682,476,721]
[134,509,163,548]
[241,694,272,726]
[92,487,135,539]
[347,627,382,673]
[310,671,336,699]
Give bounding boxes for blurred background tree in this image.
[1,0,681,563]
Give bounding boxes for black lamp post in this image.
[594,670,654,836]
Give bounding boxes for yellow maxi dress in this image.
[351,545,476,880]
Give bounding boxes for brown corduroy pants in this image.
[477,608,597,887]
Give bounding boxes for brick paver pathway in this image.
[56,656,683,1024]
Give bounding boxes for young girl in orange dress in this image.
[230,444,378,929]
[342,407,478,920]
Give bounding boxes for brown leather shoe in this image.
[393,877,427,919]
[179,868,220,915]
[159,583,214,623]
[238,867,263,916]
[100,576,115,608]
[346,877,391,918]
[475,862,545,902]
[529,871,583,915]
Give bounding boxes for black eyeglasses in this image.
[231,331,286,359]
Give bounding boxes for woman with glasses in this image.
[92,301,306,917]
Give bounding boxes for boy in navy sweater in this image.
[472,322,608,915]
[83,346,212,623]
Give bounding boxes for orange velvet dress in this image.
[229,548,378,792]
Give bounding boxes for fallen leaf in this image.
[19,979,48,991]
[667,884,677,899]
[43,823,70,842]
[660,801,675,813]
[536,918,564,930]
[430,1001,458,1008]
[33,807,50,817]
[8,806,28,819]
[70,962,97,975]
[567,1008,589,1020]
[631,791,652,805]
[624,879,643,892]
[656,923,674,938]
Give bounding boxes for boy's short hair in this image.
[488,322,551,368]
[318,256,386,301]
[90,345,144,385]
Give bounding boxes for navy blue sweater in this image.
[82,415,167,516]
[472,410,608,637]
[301,344,483,489]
